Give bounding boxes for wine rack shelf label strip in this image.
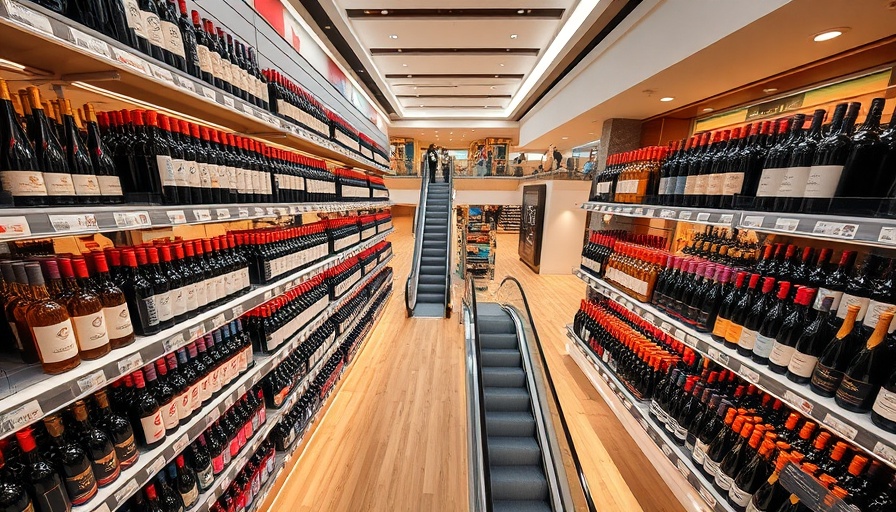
[0,229,393,438]
[0,2,389,174]
[574,268,896,469]
[565,328,733,512]
[580,202,738,227]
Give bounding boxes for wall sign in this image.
[519,185,547,273]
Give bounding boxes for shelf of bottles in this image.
[574,268,896,471]
[566,328,734,512]
[0,0,390,174]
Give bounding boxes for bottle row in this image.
[592,98,896,217]
[14,0,388,167]
[0,212,391,376]
[573,298,895,511]
[582,235,896,427]
[0,81,388,207]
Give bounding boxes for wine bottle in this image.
[835,98,888,211]
[704,413,745,480]
[90,251,135,349]
[120,248,160,336]
[802,102,853,213]
[0,78,48,206]
[810,304,863,397]
[25,87,76,205]
[42,413,98,506]
[768,287,815,374]
[145,361,179,434]
[174,455,198,509]
[24,263,81,374]
[725,273,761,350]
[712,271,747,343]
[0,448,33,512]
[737,277,776,357]
[69,400,120,487]
[776,109,826,212]
[729,439,777,511]
[67,257,112,360]
[93,389,140,469]
[190,435,214,491]
[730,121,771,209]
[835,310,894,412]
[130,369,166,448]
[755,116,802,211]
[715,425,759,492]
[861,259,896,335]
[786,296,835,384]
[59,99,100,204]
[16,427,72,512]
[836,253,879,324]
[82,104,124,203]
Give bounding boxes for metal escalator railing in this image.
[405,160,431,316]
[443,159,454,317]
[464,275,597,511]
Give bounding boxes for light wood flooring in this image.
[260,215,684,512]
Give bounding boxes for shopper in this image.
[441,149,451,183]
[425,144,438,183]
[553,147,563,171]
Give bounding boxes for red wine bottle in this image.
[836,311,895,412]
[42,413,98,506]
[872,365,896,433]
[737,277,776,357]
[810,304,863,397]
[802,102,853,213]
[729,439,777,511]
[835,98,888,209]
[768,287,816,374]
[69,400,120,488]
[93,389,140,469]
[130,369,166,448]
[725,273,761,350]
[0,448,32,512]
[755,116,802,211]
[0,78,48,206]
[776,109,826,212]
[15,426,72,512]
[787,296,835,384]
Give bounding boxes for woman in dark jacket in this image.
[425,144,438,183]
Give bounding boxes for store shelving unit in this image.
[0,1,390,174]
[497,205,521,232]
[457,207,496,287]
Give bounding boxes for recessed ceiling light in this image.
[702,107,714,112]
[517,9,525,14]
[494,75,499,78]
[420,104,424,107]
[660,97,674,102]
[381,10,389,15]
[407,74,412,78]
[472,130,476,132]
[500,63,505,67]
[510,34,518,39]
[762,88,778,93]
[562,136,569,140]
[588,132,594,135]
[324,25,331,30]
[813,29,846,42]
[490,86,496,90]
[389,34,398,39]
[449,132,453,134]
[402,63,407,67]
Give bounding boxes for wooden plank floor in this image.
[261,214,684,512]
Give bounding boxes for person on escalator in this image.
[426,144,439,183]
[441,148,451,183]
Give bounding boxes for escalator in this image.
[464,277,596,512]
[406,160,453,318]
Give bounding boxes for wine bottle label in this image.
[172,286,186,317]
[43,172,76,195]
[209,50,223,80]
[65,465,98,505]
[235,167,246,194]
[814,288,843,312]
[810,362,843,395]
[715,472,734,491]
[180,483,199,508]
[756,167,787,197]
[36,482,69,512]
[722,172,746,196]
[141,11,165,48]
[212,453,225,474]
[72,174,102,196]
[836,375,875,408]
[673,422,688,441]
[215,274,226,300]
[725,322,744,345]
[121,0,147,38]
[198,162,212,188]
[862,300,896,333]
[872,387,896,422]
[738,328,758,351]
[0,170,48,196]
[212,165,225,191]
[210,366,220,393]
[837,293,869,321]
[92,449,120,486]
[196,462,214,490]
[197,44,213,73]
[693,174,708,196]
[704,457,722,479]
[768,342,795,367]
[226,166,237,192]
[184,284,198,313]
[138,295,159,328]
[787,351,818,378]
[711,317,730,339]
[32,319,78,363]
[140,410,165,444]
[752,333,776,359]
[114,433,139,468]
[205,278,216,304]
[706,172,725,196]
[778,166,810,197]
[156,155,176,187]
[175,389,191,420]
[190,162,204,189]
[194,281,207,308]
[155,290,174,321]
[683,175,698,195]
[658,177,669,195]
[98,175,123,196]
[220,55,233,84]
[161,398,178,430]
[189,383,200,412]
[804,165,844,198]
[200,374,211,402]
[692,439,708,466]
[161,20,186,58]
[173,158,189,187]
[72,311,110,351]
[728,484,753,507]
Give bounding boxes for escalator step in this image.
[488,436,542,466]
[416,292,446,304]
[493,500,552,512]
[417,283,446,295]
[486,412,536,437]
[489,465,549,501]
[480,333,518,350]
[482,367,526,387]
[484,386,530,412]
[481,349,521,368]
[419,274,443,284]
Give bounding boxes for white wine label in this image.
[706,173,724,196]
[768,342,795,367]
[32,319,78,363]
[728,485,753,507]
[837,293,870,321]
[155,291,173,321]
[693,174,708,196]
[872,388,896,422]
[72,174,101,196]
[814,289,843,312]
[738,328,758,351]
[97,175,123,196]
[160,20,186,58]
[141,11,164,48]
[140,411,165,443]
[72,312,109,351]
[756,167,786,197]
[787,352,818,378]
[715,472,734,491]
[863,300,896,333]
[122,0,146,38]
[0,170,47,196]
[43,172,76,196]
[692,440,708,466]
[156,155,176,186]
[683,175,698,195]
[778,166,810,196]
[804,165,844,198]
[172,158,188,187]
[197,45,213,73]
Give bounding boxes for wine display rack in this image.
[0,1,389,174]
[0,201,389,243]
[583,200,896,250]
[81,256,392,512]
[498,206,521,232]
[574,268,896,469]
[0,229,393,438]
[566,328,732,512]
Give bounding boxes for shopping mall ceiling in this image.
[291,0,636,122]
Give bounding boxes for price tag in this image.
[94,504,111,512]
[823,414,858,440]
[76,370,107,394]
[224,396,234,410]
[69,27,111,58]
[719,214,734,225]
[238,385,246,397]
[698,487,718,508]
[206,408,221,426]
[211,314,226,329]
[740,366,760,383]
[622,399,631,410]
[783,390,814,415]
[117,353,143,374]
[238,208,250,218]
[151,65,175,84]
[232,305,244,317]
[673,328,687,341]
[149,456,165,475]
[192,209,212,221]
[111,47,149,74]
[49,214,98,233]
[0,216,31,239]
[696,212,711,222]
[645,208,656,217]
[812,221,859,239]
[4,0,53,34]
[661,444,672,457]
[676,460,690,478]
[222,96,235,109]
[633,207,644,215]
[707,347,729,365]
[166,210,187,224]
[639,419,649,431]
[659,322,673,334]
[189,325,205,341]
[1,400,44,432]
[660,209,677,219]
[254,207,265,216]
[873,442,896,466]
[241,103,254,115]
[163,333,185,352]
[114,479,138,504]
[741,215,765,228]
[113,211,151,228]
[678,211,692,221]
[171,74,193,91]
[216,208,231,220]
[774,218,800,232]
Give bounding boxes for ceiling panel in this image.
[339,0,574,9]
[372,54,536,75]
[350,19,560,49]
[399,97,510,108]
[390,83,519,96]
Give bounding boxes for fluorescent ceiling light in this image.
[389,34,398,39]
[660,97,674,102]
[702,108,714,112]
[0,58,26,71]
[813,29,845,42]
[510,34,518,39]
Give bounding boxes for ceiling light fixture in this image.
[324,25,331,30]
[500,63,505,67]
[561,136,569,140]
[510,34,518,39]
[702,107,714,112]
[402,63,407,67]
[389,34,398,39]
[517,9,525,14]
[762,88,778,93]
[813,29,847,42]
[0,58,27,72]
[660,97,674,102]
[381,10,389,15]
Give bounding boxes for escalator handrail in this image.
[463,274,493,511]
[405,160,431,316]
[443,158,454,316]
[495,276,598,512]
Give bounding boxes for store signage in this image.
[518,185,546,272]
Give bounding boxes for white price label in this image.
[676,460,690,478]
[114,479,138,504]
[163,333,185,352]
[201,86,216,100]
[696,212,711,222]
[5,0,53,33]
[238,208,249,218]
[206,408,220,426]
[698,487,718,508]
[173,74,193,91]
[645,209,656,217]
[774,218,800,232]
[659,322,673,334]
[117,353,143,374]
[237,385,246,397]
[189,325,205,341]
[639,419,649,431]
[783,390,814,415]
[232,305,243,317]
[151,65,175,84]
[741,215,765,228]
[173,434,189,454]
[813,221,859,239]
[254,207,265,216]
[49,214,98,233]
[674,328,687,341]
[77,370,107,394]
[242,103,254,115]
[823,413,858,440]
[222,96,235,109]
[633,207,644,215]
[661,444,672,457]
[707,347,729,365]
[94,504,111,512]
[149,456,165,475]
[211,313,226,329]
[678,211,693,221]
[113,211,151,228]
[878,227,896,245]
[192,209,212,221]
[660,209,677,219]
[111,47,149,74]
[216,208,231,220]
[740,366,760,383]
[224,396,234,411]
[622,399,631,410]
[166,210,187,224]
[69,27,111,58]
[2,400,44,432]
[0,216,31,239]
[873,442,896,466]
[719,214,734,224]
